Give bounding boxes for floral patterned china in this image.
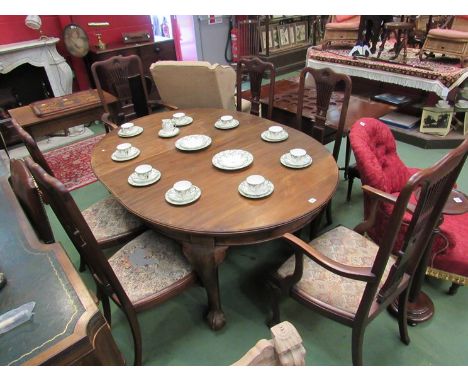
[212,149,253,170]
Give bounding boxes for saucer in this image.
[158,127,180,138]
[118,126,143,138]
[128,169,161,187]
[261,130,289,142]
[111,147,141,162]
[214,119,240,130]
[173,116,193,127]
[165,185,201,205]
[238,180,274,199]
[280,153,313,169]
[175,134,212,151]
[455,102,468,110]
[212,149,253,170]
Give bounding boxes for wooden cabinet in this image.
[85,37,177,99]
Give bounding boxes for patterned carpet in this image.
[43,134,104,191]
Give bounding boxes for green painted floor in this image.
[42,122,468,366]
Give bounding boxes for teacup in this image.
[120,122,135,134]
[246,175,266,195]
[116,143,132,158]
[289,148,307,164]
[436,100,450,109]
[134,164,153,181]
[162,119,175,132]
[173,180,193,200]
[172,112,186,125]
[268,125,284,138]
[220,115,234,126]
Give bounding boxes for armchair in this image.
[322,16,361,50]
[419,16,468,67]
[150,60,237,110]
[268,137,468,365]
[350,118,468,297]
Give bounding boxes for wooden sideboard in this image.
[0,160,124,366]
[85,37,177,100]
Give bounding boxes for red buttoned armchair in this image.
[350,117,468,294]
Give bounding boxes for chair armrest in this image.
[282,233,375,283]
[148,99,178,111]
[101,112,119,132]
[362,185,416,214]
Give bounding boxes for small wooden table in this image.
[0,162,124,365]
[91,108,339,330]
[8,89,116,139]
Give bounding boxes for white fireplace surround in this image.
[0,37,73,97]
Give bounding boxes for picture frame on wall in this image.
[295,21,307,44]
[259,26,273,52]
[419,107,454,136]
[288,23,296,45]
[278,24,290,47]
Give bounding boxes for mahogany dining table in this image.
[91,107,339,330]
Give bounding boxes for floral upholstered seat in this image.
[277,226,395,316]
[81,195,145,248]
[109,230,193,305]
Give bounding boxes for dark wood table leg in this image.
[183,240,229,331]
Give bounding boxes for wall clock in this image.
[63,24,89,57]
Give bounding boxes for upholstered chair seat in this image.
[82,195,146,248]
[277,226,395,316]
[428,28,468,41]
[109,230,193,306]
[326,21,361,30]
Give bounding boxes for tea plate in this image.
[238,180,274,199]
[214,119,240,130]
[165,185,201,205]
[173,116,193,127]
[128,169,161,187]
[158,127,180,138]
[212,149,253,170]
[118,126,144,138]
[175,135,212,151]
[261,130,288,142]
[280,153,313,169]
[111,147,141,162]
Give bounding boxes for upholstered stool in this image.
[419,28,468,68]
[377,21,414,62]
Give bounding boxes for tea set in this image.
[165,180,201,205]
[261,125,289,142]
[280,148,313,169]
[214,115,240,130]
[128,164,161,187]
[112,142,141,161]
[238,174,274,199]
[212,149,253,170]
[175,134,212,151]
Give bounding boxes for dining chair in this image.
[11,119,146,270]
[9,158,54,244]
[296,66,352,226]
[91,55,163,132]
[350,118,468,296]
[236,56,275,120]
[150,60,237,110]
[232,321,305,366]
[25,157,198,366]
[267,136,468,365]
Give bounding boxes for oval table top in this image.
[91,108,339,245]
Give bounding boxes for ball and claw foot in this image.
[206,309,226,331]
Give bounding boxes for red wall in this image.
[0,15,154,91]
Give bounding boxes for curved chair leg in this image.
[397,290,410,345]
[266,280,282,328]
[96,286,112,325]
[347,175,355,202]
[124,309,143,366]
[448,282,461,295]
[351,325,365,366]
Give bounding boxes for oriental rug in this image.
[43,134,104,191]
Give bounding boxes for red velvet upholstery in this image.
[350,118,468,287]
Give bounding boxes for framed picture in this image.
[464,112,468,135]
[271,27,280,49]
[419,107,454,136]
[259,27,273,52]
[288,23,296,45]
[278,24,290,47]
[294,21,307,44]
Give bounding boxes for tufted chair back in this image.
[349,118,410,195]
